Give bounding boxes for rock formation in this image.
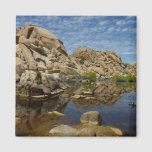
[49,111,123,136]
[71,46,136,77]
[16,23,136,96]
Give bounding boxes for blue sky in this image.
[16,16,136,64]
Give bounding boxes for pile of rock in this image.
[16,23,136,96]
[71,46,136,77]
[16,23,80,95]
[49,111,123,136]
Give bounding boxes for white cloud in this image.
[16,21,21,26]
[121,28,136,33]
[122,28,128,32]
[107,27,115,32]
[120,52,136,55]
[99,20,108,25]
[116,27,121,32]
[130,28,136,33]
[126,20,136,24]
[126,16,135,19]
[34,22,43,27]
[116,20,126,26]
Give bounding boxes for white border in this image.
[0,0,152,151]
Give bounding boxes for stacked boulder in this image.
[16,23,136,95]
[16,23,79,95]
[71,46,136,77]
[49,111,123,136]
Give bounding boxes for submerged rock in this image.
[95,126,123,136]
[49,111,123,136]
[70,95,81,99]
[128,102,136,107]
[84,97,96,100]
[49,125,78,136]
[80,111,102,125]
[77,127,96,136]
[82,91,92,95]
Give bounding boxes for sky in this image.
[16,16,136,64]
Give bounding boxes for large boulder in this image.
[95,126,123,136]
[18,44,37,70]
[130,61,136,67]
[19,70,38,86]
[16,23,68,56]
[49,125,78,136]
[48,111,124,136]
[37,60,47,71]
[16,57,27,75]
[30,85,44,95]
[107,51,122,64]
[72,46,93,61]
[77,127,96,136]
[41,73,60,90]
[80,111,102,125]
[71,47,128,77]
[54,64,78,74]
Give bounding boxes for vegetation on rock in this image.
[67,63,76,69]
[34,70,41,79]
[16,88,24,94]
[82,72,97,82]
[34,40,39,47]
[114,74,136,82]
[79,59,84,64]
[61,72,78,76]
[82,83,96,91]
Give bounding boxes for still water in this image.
[16,82,136,136]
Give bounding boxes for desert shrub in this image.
[34,70,41,79]
[16,88,24,94]
[48,69,53,74]
[82,72,97,82]
[54,54,58,58]
[124,63,128,68]
[34,40,39,47]
[115,83,136,88]
[82,83,95,91]
[128,74,136,82]
[61,72,77,76]
[67,63,76,69]
[48,69,60,74]
[79,59,84,64]
[114,74,136,82]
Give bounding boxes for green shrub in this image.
[61,72,77,76]
[34,70,41,79]
[114,74,136,82]
[48,69,60,74]
[115,83,136,88]
[82,72,97,82]
[67,63,76,69]
[34,40,39,47]
[48,69,53,74]
[54,54,58,58]
[82,83,95,91]
[16,88,24,94]
[79,59,84,64]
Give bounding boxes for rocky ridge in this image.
[16,23,136,95]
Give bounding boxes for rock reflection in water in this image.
[72,82,136,108]
[16,82,136,136]
[16,88,76,136]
